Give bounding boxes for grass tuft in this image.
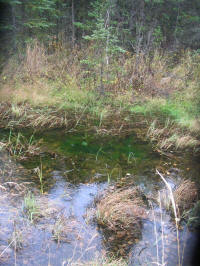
[23,192,39,223]
[96,186,147,256]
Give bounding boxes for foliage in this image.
[1,0,200,56]
[76,0,125,94]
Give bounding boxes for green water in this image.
[24,129,162,187]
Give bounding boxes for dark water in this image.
[0,129,199,265]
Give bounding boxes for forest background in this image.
[0,0,200,151]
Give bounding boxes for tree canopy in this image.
[0,0,200,53]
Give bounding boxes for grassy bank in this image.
[0,42,200,152]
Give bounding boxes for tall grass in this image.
[0,42,200,147]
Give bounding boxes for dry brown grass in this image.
[147,119,200,151]
[174,179,198,214]
[105,50,169,97]
[0,44,200,152]
[2,132,42,160]
[0,43,199,105]
[189,119,200,133]
[25,40,46,77]
[96,187,147,234]
[0,41,84,105]
[0,42,197,113]
[156,132,200,152]
[95,187,148,256]
[175,135,200,149]
[0,44,172,105]
[0,102,70,129]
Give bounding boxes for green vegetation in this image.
[1,131,41,159]
[0,0,200,153]
[23,192,39,223]
[1,1,200,260]
[1,45,200,152]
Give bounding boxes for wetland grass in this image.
[173,179,198,216]
[34,164,44,194]
[24,192,39,223]
[95,147,103,161]
[2,130,41,160]
[0,45,200,152]
[127,152,136,164]
[0,44,200,265]
[51,213,73,244]
[96,186,147,255]
[10,222,24,251]
[153,171,199,266]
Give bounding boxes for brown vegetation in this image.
[97,187,147,231]
[174,179,198,215]
[147,119,200,152]
[157,172,199,217]
[0,44,176,101]
[0,102,70,129]
[1,43,200,151]
[96,186,147,256]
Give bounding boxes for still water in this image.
[0,129,199,265]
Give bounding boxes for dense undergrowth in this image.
[0,41,200,152]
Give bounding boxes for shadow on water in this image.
[0,129,200,265]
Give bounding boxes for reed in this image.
[3,130,41,160]
[34,164,44,194]
[24,192,39,223]
[156,169,181,266]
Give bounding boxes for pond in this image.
[0,129,199,265]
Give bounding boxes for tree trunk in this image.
[11,3,17,51]
[71,0,75,47]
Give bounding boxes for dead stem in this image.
[156,169,181,266]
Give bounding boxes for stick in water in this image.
[156,169,181,266]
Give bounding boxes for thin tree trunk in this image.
[105,8,110,67]
[174,2,180,47]
[71,0,75,47]
[100,61,104,95]
[100,49,104,95]
[56,1,59,42]
[11,4,17,51]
